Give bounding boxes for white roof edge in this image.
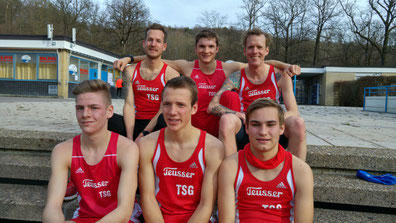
[301,68,325,73]
[0,39,119,64]
[325,67,396,73]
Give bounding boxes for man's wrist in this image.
[126,54,134,64]
[142,130,150,136]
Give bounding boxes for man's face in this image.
[246,107,284,153]
[195,37,219,64]
[75,92,113,135]
[243,34,269,67]
[161,87,197,132]
[143,29,167,59]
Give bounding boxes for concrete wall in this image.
[323,72,356,106]
[365,96,396,113]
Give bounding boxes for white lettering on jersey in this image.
[137,85,159,92]
[248,89,270,97]
[246,187,283,198]
[176,184,194,195]
[82,179,109,188]
[163,167,195,178]
[147,94,159,101]
[262,204,283,209]
[198,83,216,90]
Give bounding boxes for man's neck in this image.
[80,128,111,152]
[246,62,269,82]
[165,123,199,144]
[198,59,217,74]
[142,56,163,70]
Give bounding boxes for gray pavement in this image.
[0,96,395,150]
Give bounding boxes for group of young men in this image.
[43,23,314,222]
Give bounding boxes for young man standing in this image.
[208,29,306,160]
[43,79,140,222]
[108,23,180,141]
[137,76,224,222]
[218,98,313,222]
[114,29,300,137]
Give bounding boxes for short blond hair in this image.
[246,98,284,125]
[72,79,112,105]
[243,28,272,48]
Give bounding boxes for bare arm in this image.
[138,134,165,223]
[97,138,139,223]
[162,59,194,76]
[113,55,146,72]
[123,66,136,140]
[42,142,71,223]
[265,60,301,77]
[188,136,225,223]
[207,71,244,118]
[218,155,238,223]
[222,61,247,77]
[293,157,314,223]
[276,68,299,117]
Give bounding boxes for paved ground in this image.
[1,96,395,150]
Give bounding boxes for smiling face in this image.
[243,34,269,67]
[143,29,167,59]
[161,87,198,132]
[246,107,284,153]
[75,92,113,135]
[195,37,219,64]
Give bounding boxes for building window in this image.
[15,54,37,80]
[80,60,89,81]
[39,55,57,80]
[69,56,79,82]
[0,55,13,79]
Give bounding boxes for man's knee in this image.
[219,114,241,135]
[285,116,306,138]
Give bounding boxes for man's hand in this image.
[114,57,132,72]
[284,65,301,77]
[235,112,246,124]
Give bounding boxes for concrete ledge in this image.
[314,174,396,208]
[314,208,396,223]
[0,128,75,152]
[0,151,50,181]
[0,183,78,222]
[307,145,396,173]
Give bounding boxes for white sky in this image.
[98,0,244,28]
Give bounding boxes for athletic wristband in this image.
[126,54,134,64]
[142,130,150,136]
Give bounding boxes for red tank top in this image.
[71,132,127,221]
[234,144,295,222]
[190,60,226,136]
[132,61,167,119]
[152,128,206,222]
[237,66,280,112]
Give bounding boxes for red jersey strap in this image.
[72,132,119,159]
[131,62,142,82]
[193,60,200,69]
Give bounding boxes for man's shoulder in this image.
[116,134,139,153]
[292,155,312,177]
[137,130,161,157]
[204,133,225,161]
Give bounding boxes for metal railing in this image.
[363,85,396,113]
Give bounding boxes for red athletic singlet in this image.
[237,66,280,112]
[132,61,167,119]
[152,128,206,222]
[71,132,136,222]
[234,144,295,223]
[190,60,227,137]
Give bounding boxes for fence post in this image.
[363,88,366,111]
[385,87,389,113]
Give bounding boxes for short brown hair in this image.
[72,79,111,106]
[145,23,168,43]
[243,28,272,48]
[246,98,284,126]
[195,29,219,46]
[162,76,198,106]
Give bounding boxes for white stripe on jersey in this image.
[270,71,280,103]
[161,73,166,87]
[132,69,138,82]
[153,144,161,196]
[235,166,244,223]
[198,148,205,173]
[239,77,246,112]
[287,169,295,222]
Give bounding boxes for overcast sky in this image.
[99,0,244,28]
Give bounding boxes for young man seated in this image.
[218,98,313,222]
[137,76,224,222]
[43,79,140,223]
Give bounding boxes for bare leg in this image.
[284,115,307,161]
[218,114,242,157]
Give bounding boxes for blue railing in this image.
[363,85,396,113]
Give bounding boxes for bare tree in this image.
[310,0,341,66]
[0,0,23,33]
[106,0,149,55]
[239,0,266,30]
[340,0,396,65]
[196,10,228,28]
[51,0,95,35]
